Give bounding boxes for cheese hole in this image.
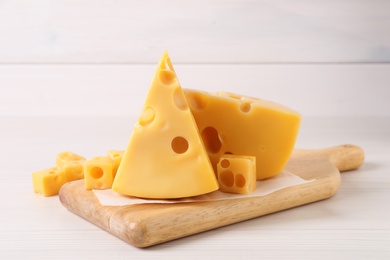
[173,87,188,111]
[171,136,189,154]
[96,181,103,189]
[235,174,246,188]
[138,106,155,127]
[221,159,230,168]
[62,152,71,157]
[162,56,174,71]
[60,152,83,162]
[220,170,234,187]
[90,167,104,179]
[74,165,83,175]
[187,93,208,110]
[226,93,243,100]
[201,127,222,154]
[61,152,73,160]
[160,69,175,85]
[113,153,121,157]
[48,170,56,174]
[240,102,252,113]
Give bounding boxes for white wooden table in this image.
[1,115,389,259]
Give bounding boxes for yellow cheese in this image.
[32,167,66,196]
[217,155,256,195]
[56,151,85,168]
[112,51,219,199]
[84,156,115,190]
[184,89,301,180]
[32,151,85,196]
[106,150,124,178]
[56,151,86,181]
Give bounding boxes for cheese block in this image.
[32,167,66,196]
[217,155,256,195]
[112,51,219,199]
[184,89,301,179]
[84,156,115,190]
[56,151,86,182]
[106,150,124,178]
[56,151,85,169]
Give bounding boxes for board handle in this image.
[295,144,365,172]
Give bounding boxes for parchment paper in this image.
[93,171,314,206]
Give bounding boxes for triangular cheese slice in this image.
[112,51,219,199]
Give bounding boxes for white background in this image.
[0,0,389,118]
[1,1,390,259]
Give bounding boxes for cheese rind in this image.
[217,155,256,194]
[84,156,115,190]
[32,167,66,196]
[112,51,219,199]
[184,89,301,180]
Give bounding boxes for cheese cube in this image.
[184,89,301,180]
[84,156,115,190]
[217,155,256,195]
[106,150,124,178]
[32,167,66,196]
[56,151,86,182]
[56,151,85,168]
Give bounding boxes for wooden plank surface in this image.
[59,144,364,247]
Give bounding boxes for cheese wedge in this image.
[184,89,301,179]
[112,51,219,199]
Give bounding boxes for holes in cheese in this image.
[90,167,104,179]
[217,155,256,195]
[171,136,189,154]
[112,51,218,199]
[219,170,234,187]
[56,152,85,167]
[235,174,246,188]
[225,92,244,100]
[160,69,175,85]
[33,150,123,196]
[56,151,86,182]
[84,156,115,190]
[33,151,85,196]
[240,102,252,113]
[139,106,155,127]
[184,89,301,180]
[201,127,222,154]
[220,158,230,168]
[106,150,124,178]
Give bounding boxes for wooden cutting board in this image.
[59,144,364,248]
